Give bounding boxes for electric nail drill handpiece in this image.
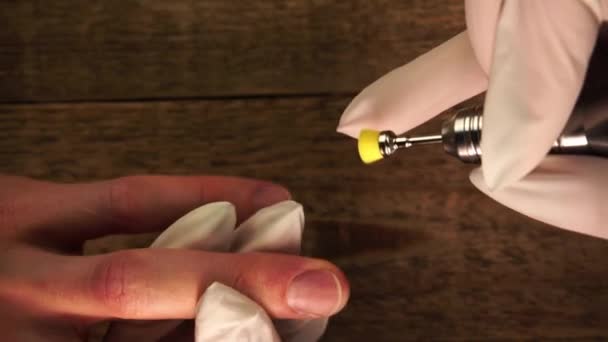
[358,105,608,164]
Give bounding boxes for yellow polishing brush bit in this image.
[357,129,443,164]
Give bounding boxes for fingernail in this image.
[287,270,342,317]
[253,184,291,208]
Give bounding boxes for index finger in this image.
[2,175,290,245]
[337,32,488,138]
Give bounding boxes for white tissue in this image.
[232,201,304,254]
[196,283,281,342]
[151,202,236,251]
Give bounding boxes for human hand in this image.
[0,175,349,341]
[337,0,608,238]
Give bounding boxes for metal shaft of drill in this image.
[395,134,443,149]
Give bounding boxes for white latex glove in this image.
[105,201,330,342]
[337,0,608,239]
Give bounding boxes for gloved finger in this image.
[196,282,281,342]
[232,201,304,254]
[336,31,488,138]
[479,0,602,189]
[470,156,608,239]
[0,175,289,247]
[0,247,348,320]
[464,0,502,74]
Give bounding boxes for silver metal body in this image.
[377,104,608,163]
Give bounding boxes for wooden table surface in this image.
[2,1,608,340]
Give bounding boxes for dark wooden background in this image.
[2,1,608,340]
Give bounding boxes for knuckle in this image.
[230,255,258,290]
[230,254,273,295]
[91,251,149,317]
[231,266,248,291]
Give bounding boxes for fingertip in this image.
[231,253,349,319]
[469,167,490,194]
[252,183,292,210]
[285,261,350,318]
[339,31,487,140]
[468,167,483,187]
[479,95,564,191]
[480,129,553,191]
[337,89,374,137]
[325,264,350,313]
[286,270,345,318]
[337,98,370,138]
[181,176,291,223]
[233,200,304,254]
[480,155,513,191]
[336,122,360,139]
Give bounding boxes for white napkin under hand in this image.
[105,201,327,342]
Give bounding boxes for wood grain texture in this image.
[3,2,608,341]
[2,98,608,341]
[0,0,464,102]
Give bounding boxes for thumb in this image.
[337,31,487,138]
[479,0,602,189]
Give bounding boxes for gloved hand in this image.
[106,201,335,342]
[337,0,608,239]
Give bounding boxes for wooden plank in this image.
[2,97,608,340]
[0,0,464,102]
